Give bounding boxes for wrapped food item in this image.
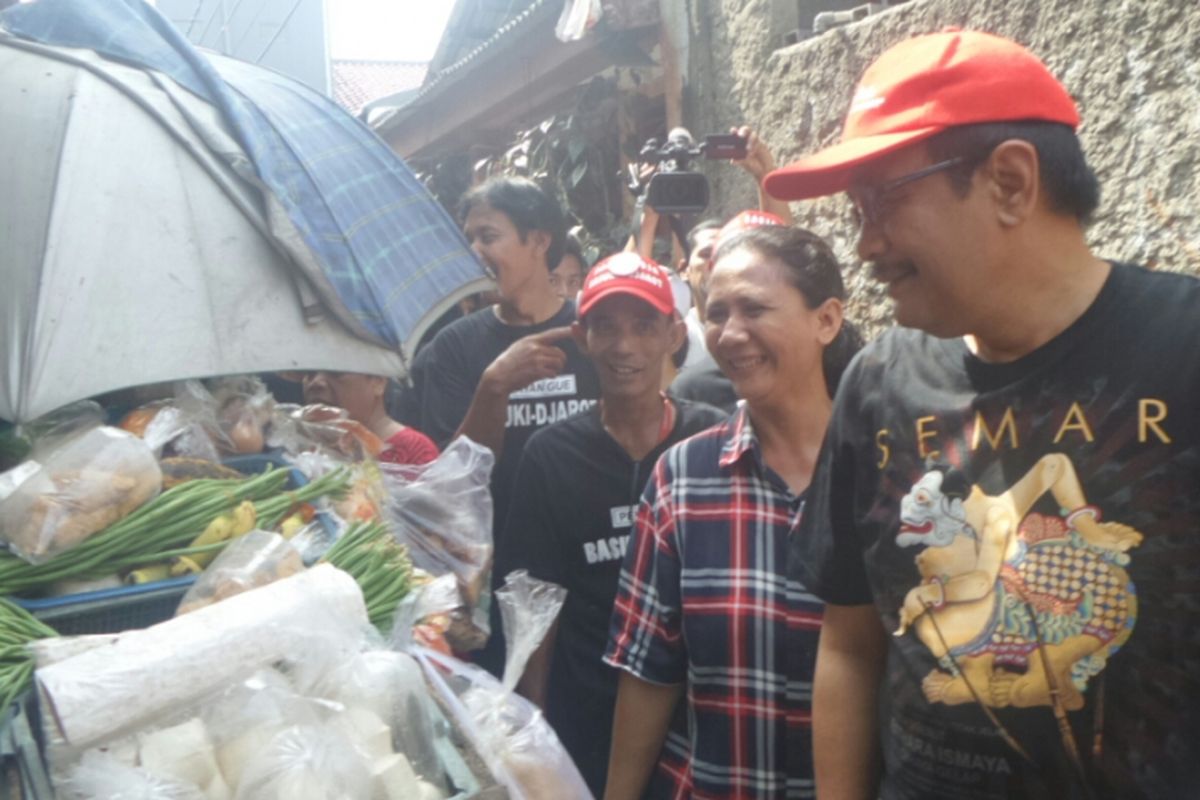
[176,531,304,615]
[35,564,368,751]
[379,438,494,641]
[58,750,206,800]
[313,649,445,788]
[415,571,588,800]
[233,724,372,800]
[0,426,161,563]
[164,379,275,461]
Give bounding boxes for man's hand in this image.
[457,326,575,458]
[481,326,574,397]
[729,124,794,224]
[730,125,778,180]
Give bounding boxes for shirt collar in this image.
[718,401,760,470]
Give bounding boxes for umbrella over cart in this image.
[0,0,491,424]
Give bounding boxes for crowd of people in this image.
[286,28,1197,800]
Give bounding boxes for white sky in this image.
[327,0,456,61]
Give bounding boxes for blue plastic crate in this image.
[10,454,324,635]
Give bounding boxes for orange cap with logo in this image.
[763,29,1080,200]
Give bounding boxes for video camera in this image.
[636,128,748,215]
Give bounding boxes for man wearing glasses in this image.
[767,29,1200,799]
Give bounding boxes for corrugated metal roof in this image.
[330,59,426,116]
[419,0,548,100]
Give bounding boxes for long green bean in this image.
[322,520,413,632]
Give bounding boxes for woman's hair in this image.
[458,176,566,269]
[712,225,863,396]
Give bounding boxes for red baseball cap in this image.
[578,252,676,318]
[764,30,1080,200]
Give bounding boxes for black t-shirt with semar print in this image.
[795,263,1200,799]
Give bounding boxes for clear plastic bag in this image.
[391,572,486,655]
[59,750,206,800]
[0,426,161,563]
[414,571,588,800]
[169,378,275,460]
[233,724,372,800]
[379,437,494,641]
[176,531,304,615]
[312,649,447,789]
[268,403,384,462]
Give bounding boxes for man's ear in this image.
[668,316,687,355]
[571,320,589,354]
[528,229,552,263]
[984,139,1039,227]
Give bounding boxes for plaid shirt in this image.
[605,404,824,799]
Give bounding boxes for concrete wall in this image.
[684,0,1200,332]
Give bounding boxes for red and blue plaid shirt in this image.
[605,403,824,799]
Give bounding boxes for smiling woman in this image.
[603,224,864,799]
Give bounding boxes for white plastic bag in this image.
[314,649,446,788]
[59,750,206,800]
[233,724,372,800]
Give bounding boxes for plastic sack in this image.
[555,0,602,41]
[59,750,206,800]
[169,378,275,460]
[268,403,384,462]
[413,571,586,800]
[176,531,304,615]
[313,649,446,788]
[379,437,495,639]
[233,724,372,800]
[0,426,161,563]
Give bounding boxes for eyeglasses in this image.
[850,157,966,229]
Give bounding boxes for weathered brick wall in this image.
[684,0,1200,333]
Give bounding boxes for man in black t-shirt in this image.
[763,31,1200,799]
[501,252,724,796]
[401,177,600,674]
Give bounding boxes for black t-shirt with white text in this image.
[795,263,1200,799]
[501,399,725,796]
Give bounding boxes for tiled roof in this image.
[330,59,427,116]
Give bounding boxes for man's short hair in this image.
[458,177,567,269]
[926,121,1101,223]
[562,232,587,269]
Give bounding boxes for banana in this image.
[168,501,258,576]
